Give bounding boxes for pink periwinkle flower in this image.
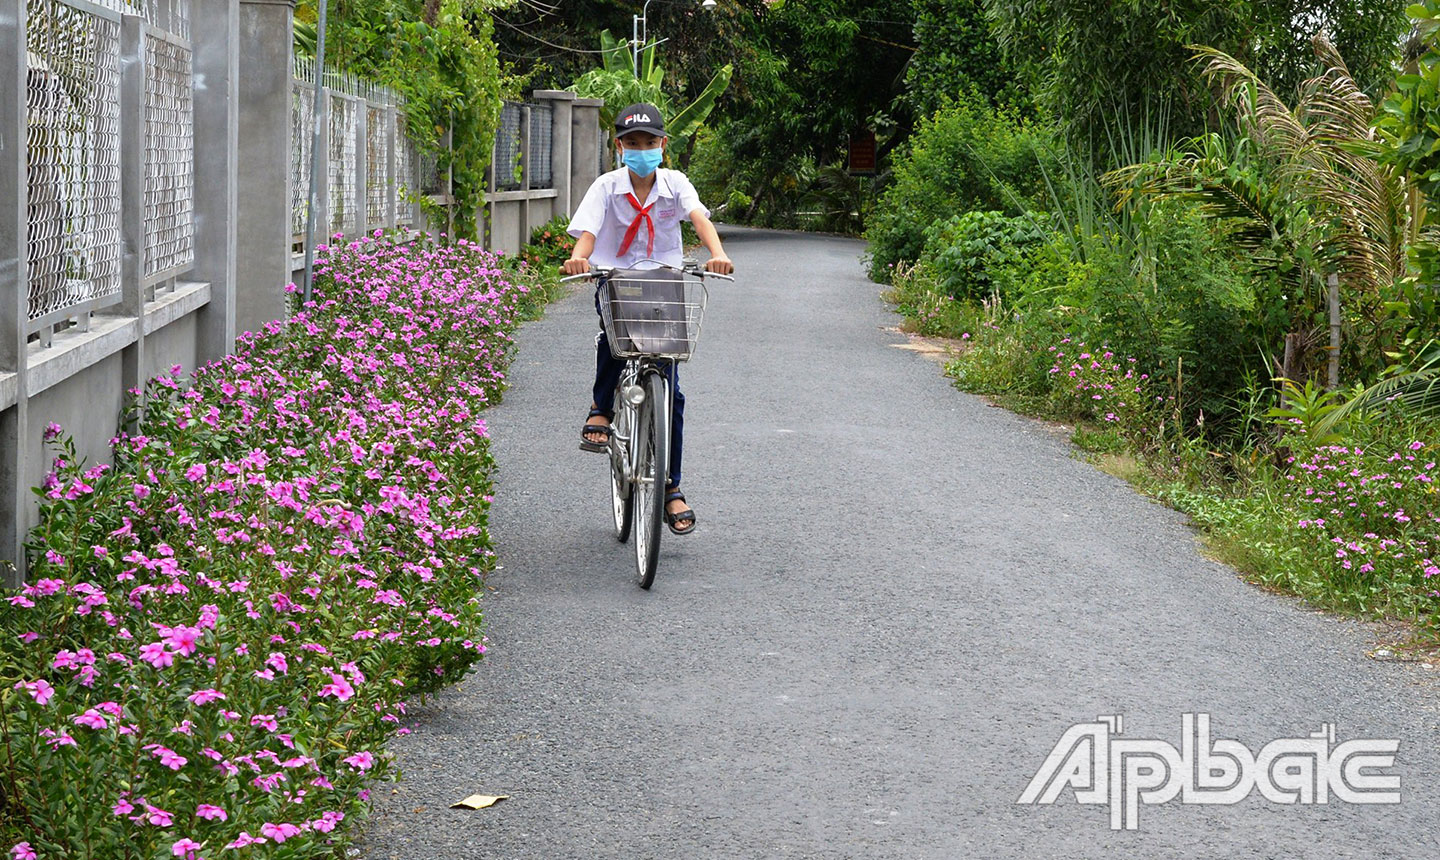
[139,641,174,669]
[319,670,355,702]
[16,679,54,706]
[144,803,174,827]
[146,744,188,770]
[343,750,374,771]
[259,822,301,843]
[195,804,228,821]
[163,625,202,657]
[73,709,108,730]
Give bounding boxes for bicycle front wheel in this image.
[632,370,670,589]
[610,387,634,543]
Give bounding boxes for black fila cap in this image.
[615,103,665,137]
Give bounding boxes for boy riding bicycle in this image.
[563,103,734,535]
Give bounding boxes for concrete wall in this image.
[0,1,243,583]
[482,92,603,256]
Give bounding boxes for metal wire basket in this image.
[599,267,708,360]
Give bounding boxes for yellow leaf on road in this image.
[450,793,508,810]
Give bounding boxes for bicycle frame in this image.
[611,356,672,484]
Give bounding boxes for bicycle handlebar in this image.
[559,263,735,283]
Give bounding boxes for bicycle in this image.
[561,260,733,588]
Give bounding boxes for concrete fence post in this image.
[315,89,330,242]
[118,14,147,404]
[571,98,604,207]
[0,0,29,583]
[385,104,397,229]
[354,95,367,235]
[533,90,575,216]
[519,103,531,244]
[193,0,239,364]
[235,0,294,337]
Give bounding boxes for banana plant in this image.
[669,63,732,139]
[569,29,731,141]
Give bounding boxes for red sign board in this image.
[848,130,877,175]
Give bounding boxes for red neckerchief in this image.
[617,192,656,258]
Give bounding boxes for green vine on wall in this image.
[296,0,504,241]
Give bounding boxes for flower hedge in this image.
[1,235,531,858]
[1283,441,1440,616]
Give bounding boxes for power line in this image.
[490,13,616,54]
[856,33,916,51]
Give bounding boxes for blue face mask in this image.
[621,147,664,177]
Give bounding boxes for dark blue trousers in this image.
[592,294,685,489]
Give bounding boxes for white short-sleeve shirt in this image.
[568,167,709,269]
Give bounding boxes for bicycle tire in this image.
[632,370,670,589]
[610,386,634,543]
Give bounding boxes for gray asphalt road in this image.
[360,227,1440,859]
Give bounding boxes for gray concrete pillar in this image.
[519,104,531,242]
[194,0,240,363]
[118,14,147,408]
[0,0,29,583]
[354,96,367,235]
[385,104,397,228]
[533,90,575,215]
[315,89,331,242]
[572,98,604,205]
[235,0,293,338]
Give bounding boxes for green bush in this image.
[520,215,577,271]
[688,125,815,229]
[1050,203,1262,431]
[884,262,982,338]
[918,210,1049,302]
[865,94,1050,280]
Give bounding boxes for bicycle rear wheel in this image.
[632,370,670,589]
[610,390,634,543]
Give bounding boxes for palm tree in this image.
[1111,36,1410,382]
[1314,340,1440,435]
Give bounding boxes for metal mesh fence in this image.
[141,0,189,40]
[493,101,522,191]
[529,103,553,189]
[395,121,418,228]
[417,147,440,196]
[290,59,416,238]
[327,92,358,235]
[365,104,387,229]
[25,0,125,325]
[290,81,313,238]
[143,32,194,279]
